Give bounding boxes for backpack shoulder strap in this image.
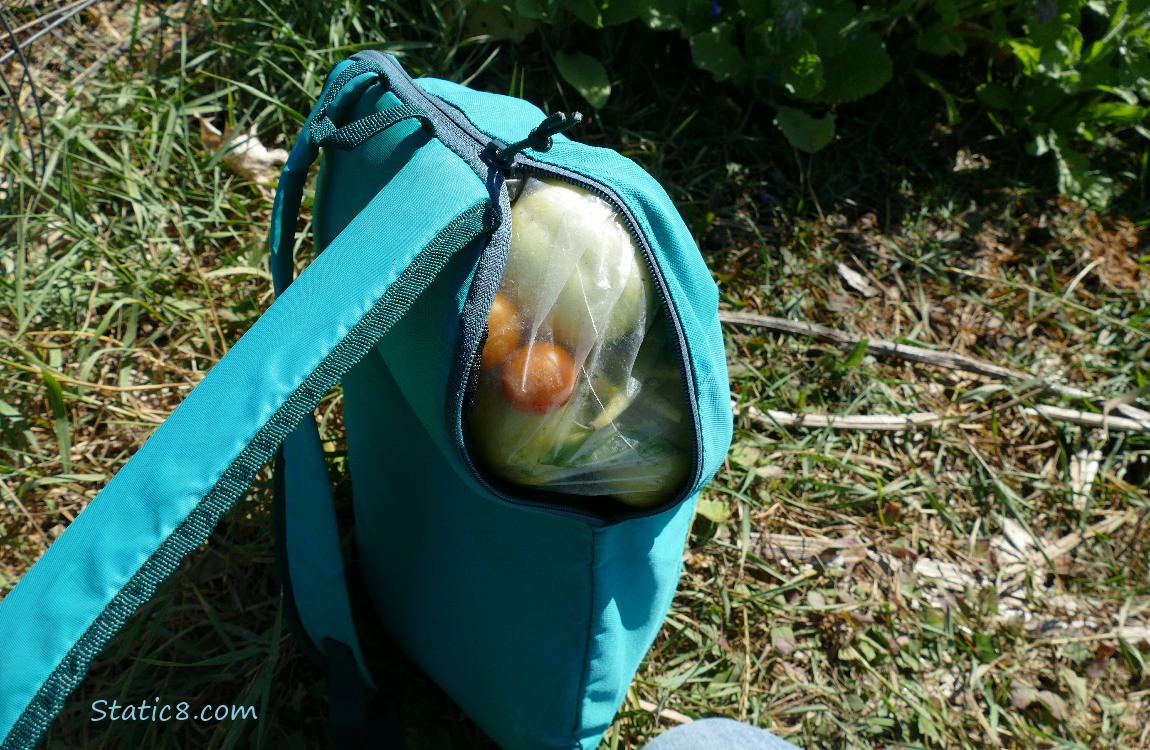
[270,57,419,750]
[0,59,492,750]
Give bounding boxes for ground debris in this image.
[747,532,868,569]
[195,115,288,185]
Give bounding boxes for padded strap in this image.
[267,60,377,691]
[269,60,409,749]
[0,60,491,749]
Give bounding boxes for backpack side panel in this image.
[345,349,605,750]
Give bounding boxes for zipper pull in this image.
[490,111,583,168]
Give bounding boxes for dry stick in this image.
[1023,405,1150,434]
[745,404,946,431]
[636,700,693,725]
[720,311,1150,424]
[742,402,1150,435]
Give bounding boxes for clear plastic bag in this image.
[467,176,693,508]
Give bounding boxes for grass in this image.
[1,1,1148,749]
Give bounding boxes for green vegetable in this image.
[507,178,654,351]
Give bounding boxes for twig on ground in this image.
[720,310,1150,424]
[1021,405,1150,435]
[744,404,946,431]
[739,402,1150,435]
[637,700,693,725]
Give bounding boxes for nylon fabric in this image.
[345,351,602,750]
[270,58,357,291]
[415,78,562,152]
[312,89,431,259]
[333,64,730,749]
[272,74,468,690]
[281,393,375,681]
[579,500,697,731]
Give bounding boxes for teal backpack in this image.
[0,53,733,750]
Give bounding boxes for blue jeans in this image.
[642,718,801,749]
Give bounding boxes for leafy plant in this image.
[975,0,1150,207]
[465,0,1150,206]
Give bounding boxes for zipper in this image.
[361,51,705,523]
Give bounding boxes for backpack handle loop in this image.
[308,59,436,151]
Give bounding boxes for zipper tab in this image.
[490,111,583,168]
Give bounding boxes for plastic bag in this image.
[467,176,693,508]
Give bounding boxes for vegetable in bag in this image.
[468,177,693,508]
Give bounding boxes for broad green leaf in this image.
[512,0,551,20]
[735,0,771,24]
[475,0,515,11]
[1096,85,1140,105]
[806,6,893,103]
[1047,24,1085,74]
[935,0,960,24]
[1031,132,1050,156]
[573,0,645,27]
[774,106,836,152]
[642,0,711,33]
[772,0,809,38]
[1025,81,1071,118]
[1008,40,1042,76]
[464,4,538,42]
[844,337,870,368]
[1086,0,1111,17]
[696,497,732,523]
[816,31,892,103]
[774,30,824,99]
[600,0,647,26]
[1119,50,1150,99]
[744,19,777,80]
[917,709,940,740]
[973,632,998,663]
[728,443,764,469]
[553,51,611,109]
[916,23,966,56]
[1080,101,1147,124]
[643,3,683,31]
[689,24,746,82]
